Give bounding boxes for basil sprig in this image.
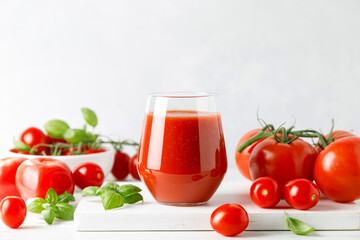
[284,211,314,235]
[82,182,143,210]
[26,188,76,225]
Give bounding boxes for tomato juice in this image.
[138,111,227,205]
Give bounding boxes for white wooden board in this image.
[74,181,360,231]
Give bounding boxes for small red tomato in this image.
[0,196,27,229]
[283,178,320,210]
[16,158,74,200]
[210,203,249,237]
[19,127,47,148]
[45,135,68,144]
[73,162,104,189]
[129,154,140,180]
[86,148,106,154]
[111,152,130,180]
[0,157,27,201]
[250,177,281,208]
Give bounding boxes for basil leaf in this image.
[54,203,75,220]
[58,191,75,203]
[63,129,95,144]
[82,186,100,196]
[96,182,120,195]
[123,193,143,204]
[41,209,56,225]
[81,108,98,128]
[44,120,70,139]
[284,211,314,235]
[45,188,58,204]
[116,184,142,197]
[100,190,124,210]
[14,140,31,151]
[26,198,46,214]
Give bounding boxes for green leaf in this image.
[82,186,100,196]
[58,191,75,203]
[96,182,119,195]
[14,139,31,151]
[41,209,56,225]
[81,108,98,128]
[54,203,75,220]
[44,120,70,139]
[100,190,124,210]
[123,193,143,204]
[26,198,46,214]
[116,184,142,197]
[284,211,314,235]
[63,129,96,144]
[45,188,58,204]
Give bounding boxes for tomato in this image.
[0,157,27,201]
[19,127,46,148]
[250,177,281,208]
[210,203,249,237]
[325,130,355,142]
[249,136,317,187]
[314,137,360,202]
[235,129,268,181]
[130,154,140,180]
[86,148,106,154]
[0,196,26,229]
[15,158,74,200]
[73,162,104,189]
[283,178,320,210]
[9,148,29,155]
[111,151,130,180]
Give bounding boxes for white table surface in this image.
[1,169,359,240]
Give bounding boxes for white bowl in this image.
[7,145,115,177]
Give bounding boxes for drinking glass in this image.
[138,92,227,206]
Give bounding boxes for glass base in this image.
[157,201,208,207]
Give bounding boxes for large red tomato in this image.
[249,137,317,187]
[0,157,27,201]
[15,158,74,200]
[235,129,267,181]
[314,137,360,202]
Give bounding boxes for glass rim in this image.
[148,92,217,98]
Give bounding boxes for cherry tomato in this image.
[0,157,27,201]
[0,196,26,229]
[86,148,106,154]
[210,203,249,237]
[15,158,74,200]
[111,151,130,180]
[19,127,47,155]
[283,178,320,210]
[250,177,281,208]
[73,162,104,189]
[249,136,317,187]
[314,137,360,202]
[130,154,140,180]
[235,129,268,181]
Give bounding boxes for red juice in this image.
[138,110,227,205]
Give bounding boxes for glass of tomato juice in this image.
[138,92,228,206]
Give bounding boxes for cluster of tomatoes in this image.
[0,153,141,229]
[210,126,360,237]
[11,127,105,156]
[236,128,360,203]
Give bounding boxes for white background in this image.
[1,0,360,172]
